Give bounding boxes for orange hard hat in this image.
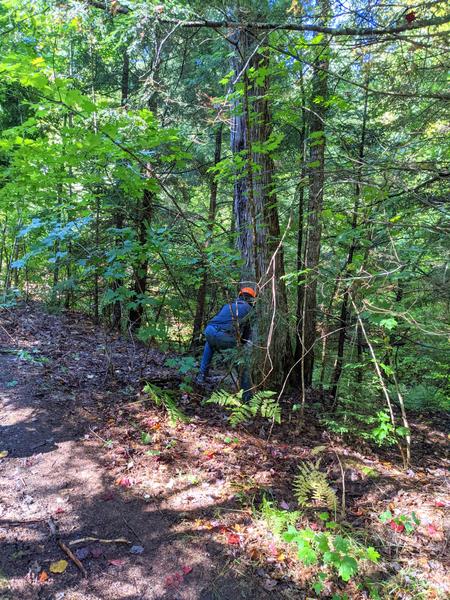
[240,287,257,298]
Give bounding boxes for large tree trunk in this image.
[301,0,330,388]
[191,124,223,349]
[230,27,292,388]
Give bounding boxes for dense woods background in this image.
[0,0,449,450]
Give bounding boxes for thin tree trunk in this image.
[129,49,159,331]
[111,50,129,329]
[190,124,223,349]
[294,70,308,372]
[302,0,330,388]
[329,85,369,399]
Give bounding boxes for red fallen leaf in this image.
[108,559,126,566]
[164,575,175,587]
[226,533,240,545]
[38,570,48,583]
[54,507,65,514]
[427,524,439,535]
[435,501,445,507]
[181,565,193,575]
[116,476,132,488]
[310,522,320,530]
[203,451,215,460]
[405,11,416,23]
[390,520,405,533]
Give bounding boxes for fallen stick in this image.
[1,517,47,526]
[47,517,87,578]
[69,537,131,546]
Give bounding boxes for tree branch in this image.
[84,2,450,37]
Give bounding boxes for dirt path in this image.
[0,307,274,600]
[1,305,449,600]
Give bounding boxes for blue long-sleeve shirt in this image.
[207,299,253,342]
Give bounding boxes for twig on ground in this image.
[69,536,131,546]
[47,517,88,578]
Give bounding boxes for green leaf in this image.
[338,555,358,581]
[379,510,392,523]
[366,546,380,562]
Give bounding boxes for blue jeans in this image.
[199,324,252,401]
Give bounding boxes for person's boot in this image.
[195,372,207,385]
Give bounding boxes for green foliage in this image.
[379,509,420,534]
[282,512,380,584]
[293,459,337,510]
[206,389,281,427]
[257,496,302,537]
[165,355,197,374]
[142,382,188,425]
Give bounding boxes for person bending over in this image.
[195,287,256,401]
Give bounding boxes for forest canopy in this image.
[0,0,449,445]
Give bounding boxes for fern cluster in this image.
[258,496,301,537]
[143,382,188,425]
[206,389,281,427]
[293,459,337,510]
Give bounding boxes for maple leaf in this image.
[182,565,193,575]
[427,524,439,535]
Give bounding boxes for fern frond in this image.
[143,382,189,425]
[293,460,337,510]
[207,388,282,428]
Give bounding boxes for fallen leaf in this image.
[226,533,240,545]
[129,545,144,555]
[182,565,193,575]
[203,450,215,460]
[49,560,68,574]
[116,476,132,488]
[54,507,65,515]
[427,524,439,536]
[276,553,286,562]
[38,570,48,582]
[434,501,445,508]
[75,547,90,560]
[108,559,126,566]
[0,450,9,459]
[390,520,405,533]
[405,11,416,23]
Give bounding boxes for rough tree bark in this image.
[230,26,292,388]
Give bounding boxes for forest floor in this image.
[0,304,448,600]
